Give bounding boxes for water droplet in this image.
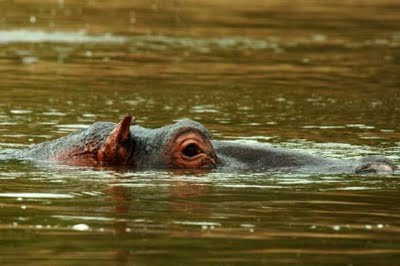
[313,34,327,42]
[10,109,32,114]
[22,56,39,65]
[72,223,90,231]
[332,225,341,231]
[29,16,37,24]
[240,224,255,228]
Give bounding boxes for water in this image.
[1,1,400,265]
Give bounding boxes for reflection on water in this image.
[1,0,400,265]
[0,29,278,51]
[0,166,399,264]
[0,193,74,199]
[0,30,127,44]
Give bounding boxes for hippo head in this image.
[97,114,217,169]
[19,114,398,174]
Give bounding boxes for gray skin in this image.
[9,115,397,174]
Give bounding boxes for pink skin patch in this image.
[97,114,134,165]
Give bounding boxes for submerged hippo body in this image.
[11,115,397,174]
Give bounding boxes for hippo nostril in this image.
[182,144,201,157]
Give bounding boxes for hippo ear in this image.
[97,114,135,164]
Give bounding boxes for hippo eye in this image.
[182,144,201,157]
[169,130,217,168]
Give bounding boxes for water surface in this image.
[0,0,399,265]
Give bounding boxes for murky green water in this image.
[1,1,400,265]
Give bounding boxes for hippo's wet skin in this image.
[12,115,397,174]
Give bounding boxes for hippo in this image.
[9,114,397,174]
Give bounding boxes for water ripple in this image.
[0,192,74,199]
[0,30,126,44]
[0,30,278,51]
